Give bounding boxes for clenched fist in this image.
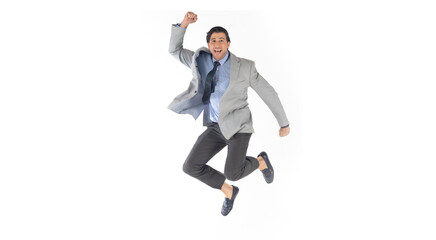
[180,11,198,28]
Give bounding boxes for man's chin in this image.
[213,54,223,61]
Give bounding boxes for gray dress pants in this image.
[183,123,260,189]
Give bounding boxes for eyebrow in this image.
[211,37,226,40]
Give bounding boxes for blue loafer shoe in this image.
[221,185,239,216]
[258,152,274,184]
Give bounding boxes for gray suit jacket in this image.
[168,25,289,139]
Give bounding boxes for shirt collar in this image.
[212,51,230,65]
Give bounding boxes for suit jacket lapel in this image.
[219,51,240,117]
[229,51,240,89]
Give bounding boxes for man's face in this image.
[208,32,230,61]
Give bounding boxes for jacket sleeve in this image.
[168,24,195,68]
[249,62,290,128]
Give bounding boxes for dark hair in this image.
[206,26,231,43]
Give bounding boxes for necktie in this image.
[202,61,221,104]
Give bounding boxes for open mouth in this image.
[214,49,222,54]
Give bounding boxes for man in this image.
[168,12,290,216]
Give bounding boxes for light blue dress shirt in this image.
[196,51,231,123]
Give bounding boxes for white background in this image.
[1,1,435,239]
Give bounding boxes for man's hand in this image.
[279,126,290,137]
[180,11,198,28]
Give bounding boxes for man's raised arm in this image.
[168,12,198,68]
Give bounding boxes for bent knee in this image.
[182,162,193,175]
[224,171,241,181]
[183,163,203,177]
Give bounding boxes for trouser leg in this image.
[183,126,227,189]
[223,133,260,181]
